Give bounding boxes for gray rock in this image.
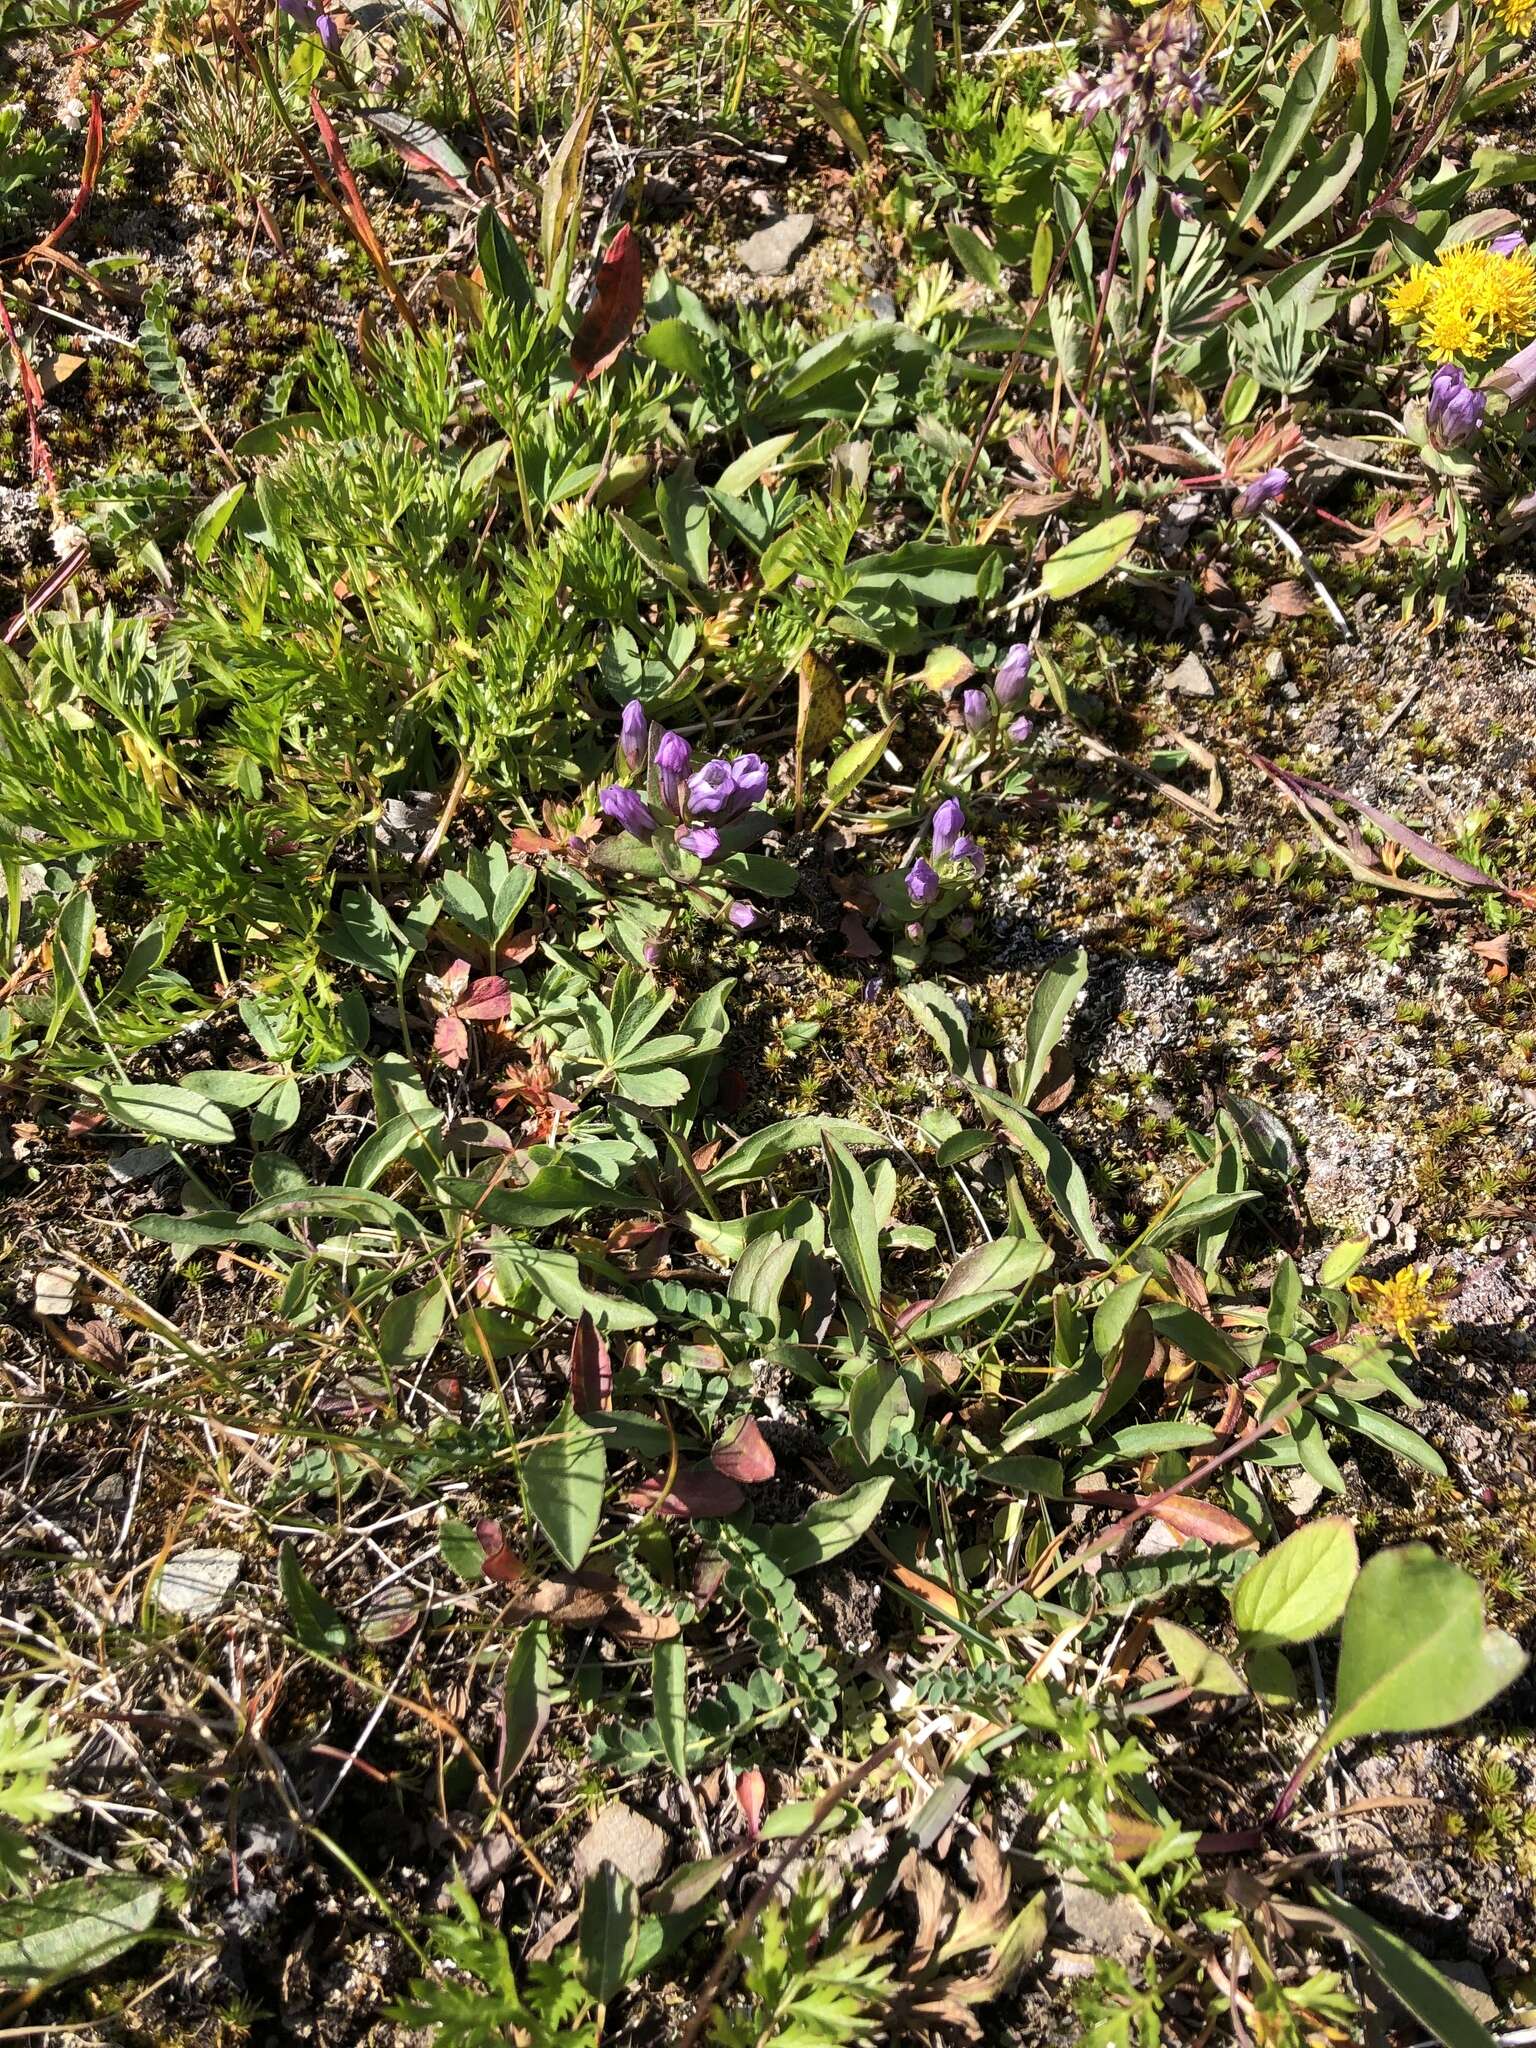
[1055,1880,1154,1961]
[571,1801,669,1889]
[1436,1961,1498,2026]
[737,213,817,278]
[155,1548,243,1620]
[1163,652,1215,698]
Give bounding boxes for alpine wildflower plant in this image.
[1385,239,1536,362]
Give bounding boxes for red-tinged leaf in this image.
[456,976,511,1022]
[309,90,420,335]
[0,290,55,492]
[34,91,104,254]
[360,108,472,195]
[499,928,540,966]
[1146,1493,1257,1549]
[1471,932,1510,981]
[840,908,882,961]
[476,1517,526,1584]
[627,1465,745,1520]
[568,1311,611,1414]
[1250,752,1499,894]
[433,1013,470,1069]
[570,224,645,388]
[711,1417,775,1484]
[735,1766,766,1839]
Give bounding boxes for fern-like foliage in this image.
[0,1690,74,1895]
[708,1875,895,2048]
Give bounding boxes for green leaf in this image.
[1231,1518,1358,1649]
[439,1519,485,1583]
[945,220,1003,291]
[187,480,246,565]
[818,720,896,818]
[966,1080,1109,1260]
[901,981,971,1074]
[640,316,714,384]
[848,1361,905,1464]
[1152,1620,1247,1697]
[1232,37,1338,233]
[99,1082,236,1148]
[1038,512,1144,602]
[378,1283,447,1367]
[767,1476,892,1575]
[278,1541,348,1656]
[501,1621,551,1786]
[1352,0,1407,192]
[822,1132,883,1314]
[523,1402,606,1570]
[1015,946,1087,1105]
[1320,1238,1370,1286]
[910,1235,1053,1343]
[1261,132,1364,251]
[706,1116,885,1191]
[1308,1888,1499,2048]
[0,1875,161,1988]
[1322,1546,1526,1753]
[579,1861,638,2004]
[653,1640,688,1782]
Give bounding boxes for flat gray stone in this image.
[571,1801,669,1890]
[738,213,817,278]
[1164,652,1215,698]
[155,1548,242,1620]
[1055,1880,1154,1962]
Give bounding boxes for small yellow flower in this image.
[1382,239,1536,360]
[1494,0,1536,34]
[1347,1264,1451,1353]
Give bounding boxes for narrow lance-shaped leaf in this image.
[523,1402,607,1570]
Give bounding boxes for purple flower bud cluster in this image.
[600,702,769,864]
[1232,466,1288,520]
[1427,363,1485,448]
[957,643,1035,746]
[905,799,984,907]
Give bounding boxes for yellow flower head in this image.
[1347,1264,1451,1354]
[1382,239,1536,361]
[1494,0,1536,35]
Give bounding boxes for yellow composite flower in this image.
[1347,1265,1451,1354]
[1383,241,1536,361]
[1493,0,1536,34]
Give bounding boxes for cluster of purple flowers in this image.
[905,798,984,910]
[600,701,769,864]
[1058,5,1215,171]
[1233,467,1288,520]
[1427,363,1485,448]
[958,642,1036,744]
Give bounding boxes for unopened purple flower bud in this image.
[931,800,965,864]
[643,941,665,967]
[994,642,1033,706]
[961,687,994,733]
[317,12,340,49]
[951,914,975,937]
[1492,231,1526,257]
[1428,362,1484,446]
[905,920,926,942]
[905,858,941,907]
[620,699,649,772]
[726,901,760,932]
[655,730,692,813]
[1008,713,1034,746]
[950,835,985,877]
[600,785,656,837]
[678,824,721,860]
[1233,466,1288,519]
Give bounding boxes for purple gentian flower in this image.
[950,835,984,877]
[1492,231,1526,257]
[655,731,692,814]
[678,825,721,860]
[601,785,656,837]
[1233,467,1288,519]
[931,800,966,865]
[961,688,994,734]
[726,901,760,931]
[995,642,1033,706]
[685,758,738,818]
[729,753,768,810]
[620,699,649,772]
[1008,714,1034,746]
[905,859,941,907]
[1427,363,1485,447]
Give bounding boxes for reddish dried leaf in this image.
[309,90,420,334]
[570,225,645,388]
[455,976,511,1022]
[0,291,55,491]
[433,1013,470,1069]
[840,908,882,961]
[1146,1493,1257,1549]
[568,1311,611,1414]
[475,1517,527,1584]
[1471,932,1510,981]
[627,1464,745,1520]
[1260,579,1313,617]
[711,1416,775,1485]
[504,1569,679,1641]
